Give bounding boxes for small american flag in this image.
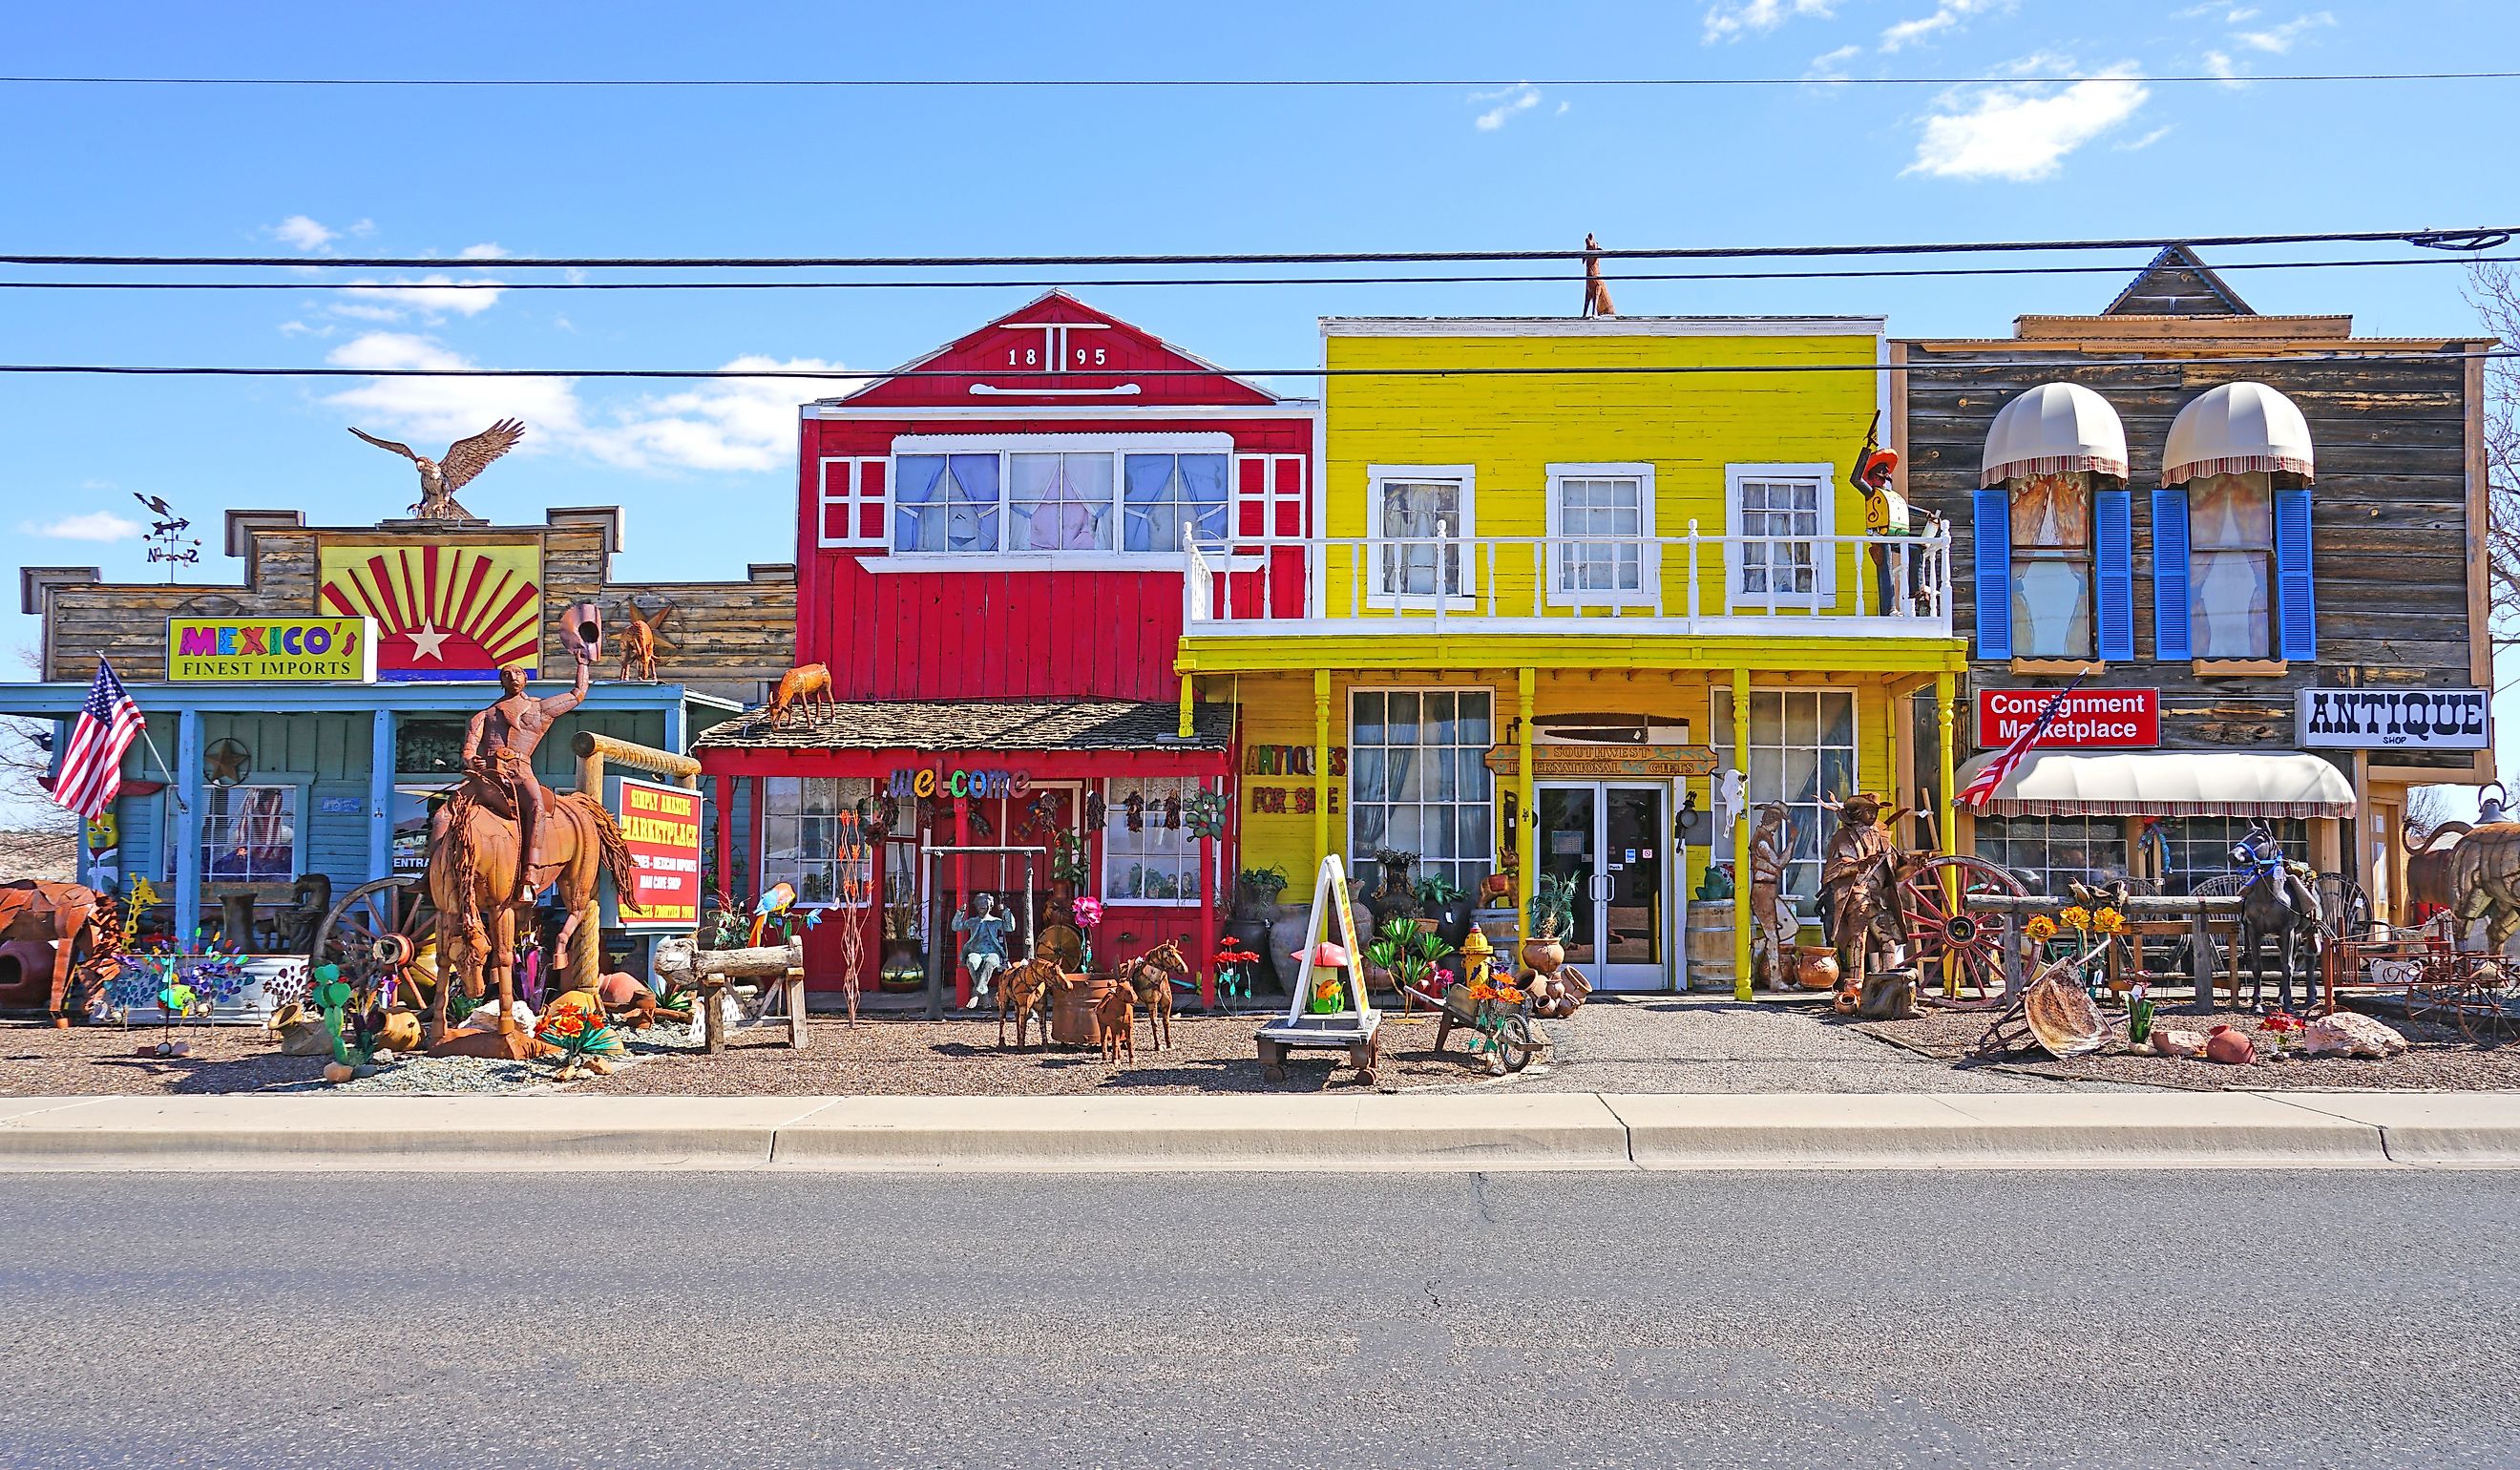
[1958,672,2085,810]
[51,660,144,821]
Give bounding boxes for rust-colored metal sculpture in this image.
[1121,938,1189,1052]
[2444,820,2520,950]
[425,644,638,1048]
[348,417,525,522]
[1747,802,1795,991]
[0,880,103,1015]
[764,662,835,727]
[1819,791,1907,1007]
[614,598,677,682]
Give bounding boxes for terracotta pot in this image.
[2204,1023,2257,1066]
[1049,975,1114,1046]
[1522,937,1564,975]
[1795,945,1840,991]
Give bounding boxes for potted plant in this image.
[1366,849,1423,931]
[1414,872,1474,948]
[1523,871,1581,974]
[1360,914,1411,992]
[1233,864,1291,920]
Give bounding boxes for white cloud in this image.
[1808,43,1863,79]
[1703,0,1835,43]
[2235,10,2332,52]
[2116,124,2174,150]
[335,274,506,321]
[459,242,507,260]
[322,334,855,475]
[1905,61,2151,180]
[1470,83,1544,130]
[22,511,140,541]
[2204,49,2247,85]
[1880,0,2008,52]
[271,215,339,252]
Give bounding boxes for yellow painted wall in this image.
[1317,327,1884,620]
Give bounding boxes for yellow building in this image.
[1176,316,1966,996]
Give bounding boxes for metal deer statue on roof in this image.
[1581,233,1616,318]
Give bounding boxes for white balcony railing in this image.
[1183,523,1953,638]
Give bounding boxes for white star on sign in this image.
[407,623,452,661]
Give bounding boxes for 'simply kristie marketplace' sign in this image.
[2298,687,2490,750]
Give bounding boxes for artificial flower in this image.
[2026,914,2059,943]
[2059,906,2093,932]
[2091,907,2127,935]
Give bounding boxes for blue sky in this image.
[1,0,2512,801]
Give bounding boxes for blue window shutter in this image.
[2152,489,2192,662]
[2275,484,2317,661]
[2093,488,2134,662]
[1971,488,2012,661]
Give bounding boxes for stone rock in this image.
[2204,1024,2257,1065]
[598,971,647,1007]
[2152,1029,2206,1059]
[2300,1012,2409,1059]
[322,1060,357,1085]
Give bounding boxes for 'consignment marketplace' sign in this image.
[165,617,377,682]
[1975,687,2158,749]
[610,777,703,931]
[2298,687,2490,750]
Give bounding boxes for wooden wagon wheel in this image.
[1894,854,2028,1003]
[312,875,429,1007]
[2312,873,2370,944]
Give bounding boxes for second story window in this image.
[894,453,1000,553]
[1122,452,1229,552]
[1726,464,1833,607]
[2006,472,2094,659]
[2185,472,2275,659]
[1009,452,1115,551]
[1546,464,1654,608]
[884,434,1238,560]
[2155,382,2317,664]
[1367,466,1475,604]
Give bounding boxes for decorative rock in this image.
[2152,1029,2206,1059]
[276,1018,336,1057]
[322,1060,358,1085]
[2300,1012,2410,1059]
[598,971,647,1007]
[2203,1024,2257,1065]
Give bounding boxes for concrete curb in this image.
[1,1091,2514,1172]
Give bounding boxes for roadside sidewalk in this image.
[3,1091,2517,1172]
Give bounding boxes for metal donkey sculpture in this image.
[2229,822,2326,1011]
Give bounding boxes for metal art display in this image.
[2227,823,2328,1011]
[1818,792,1908,1011]
[348,417,526,522]
[614,598,677,682]
[1119,937,1189,1052]
[1747,801,1795,991]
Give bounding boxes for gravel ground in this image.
[1858,1002,2520,1091]
[0,1018,704,1096]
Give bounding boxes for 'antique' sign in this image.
[1975,687,2158,749]
[1483,744,1719,779]
[2298,688,2490,750]
[609,777,703,931]
[165,617,377,682]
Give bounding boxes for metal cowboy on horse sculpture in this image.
[2229,822,2326,1012]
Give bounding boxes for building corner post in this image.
[174,708,202,943]
[1731,667,1753,1002]
[1934,672,1958,858]
[1178,672,1196,741]
[368,708,395,881]
[1515,668,1537,931]
[1312,670,1333,871]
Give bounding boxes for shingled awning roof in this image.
[693,697,1232,753]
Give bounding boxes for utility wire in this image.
[0,254,2509,293]
[4,226,2511,271]
[2,71,2512,88]
[0,350,2505,383]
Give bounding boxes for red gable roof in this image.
[832,291,1281,410]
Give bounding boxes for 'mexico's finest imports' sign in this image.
[2298,687,2490,750]
[166,617,377,682]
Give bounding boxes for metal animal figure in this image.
[1122,938,1190,1051]
[2402,818,2470,917]
[1580,232,1616,317]
[764,663,835,728]
[2444,818,2520,955]
[1097,976,1137,1066]
[348,418,525,522]
[1747,802,1796,991]
[614,598,678,682]
[995,956,1060,1050]
[0,880,102,1015]
[2230,823,2326,1011]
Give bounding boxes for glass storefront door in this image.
[1536,781,1671,992]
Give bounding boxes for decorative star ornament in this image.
[407,623,452,661]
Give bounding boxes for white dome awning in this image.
[1980,382,2131,488]
[2162,381,2315,486]
[1957,748,2355,818]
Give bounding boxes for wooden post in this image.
[1731,668,1753,1002]
[703,977,728,1053]
[174,708,202,944]
[1934,672,1958,861]
[953,794,973,1008]
[368,709,395,882]
[1516,668,1538,926]
[787,967,808,1048]
[1178,672,1196,741]
[1312,670,1333,872]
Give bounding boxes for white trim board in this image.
[892,431,1233,454]
[1321,316,1887,339]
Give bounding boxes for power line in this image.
[0,349,2504,383]
[0,254,2509,294]
[1,71,2511,89]
[4,226,2511,271]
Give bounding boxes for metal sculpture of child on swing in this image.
[953,891,1016,1010]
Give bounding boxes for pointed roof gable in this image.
[2100,244,2255,318]
[830,291,1281,410]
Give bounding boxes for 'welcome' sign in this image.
[165,617,377,682]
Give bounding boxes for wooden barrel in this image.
[1048,975,1114,1046]
[1683,909,1736,993]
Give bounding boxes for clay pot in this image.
[1522,937,1565,975]
[1795,946,1841,991]
[2203,1024,2257,1066]
[1831,987,1859,1015]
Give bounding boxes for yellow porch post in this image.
[1516,668,1537,930]
[1178,672,1196,740]
[1732,666,1754,1002]
[1312,670,1333,871]
[1934,672,1958,859]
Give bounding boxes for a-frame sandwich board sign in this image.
[1253,853,1383,1083]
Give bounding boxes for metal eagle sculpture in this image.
[347,418,525,522]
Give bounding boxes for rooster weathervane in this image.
[347,418,525,522]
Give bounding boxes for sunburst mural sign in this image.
[316,537,543,682]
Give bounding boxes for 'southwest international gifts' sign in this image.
[166,617,377,682]
[610,778,703,931]
[1976,688,2158,749]
[2299,687,2491,750]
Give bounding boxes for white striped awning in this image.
[1980,382,2131,487]
[2161,381,2315,486]
[1958,748,2356,819]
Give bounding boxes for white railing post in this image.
[1485,540,1499,619]
[1432,526,1447,629]
[1686,519,1702,627]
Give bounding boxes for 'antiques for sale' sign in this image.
[1975,688,2158,749]
[608,777,704,931]
[2298,688,2490,750]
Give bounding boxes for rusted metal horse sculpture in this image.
[1121,938,1191,1052]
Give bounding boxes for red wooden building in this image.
[694,293,1316,1006]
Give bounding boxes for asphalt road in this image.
[3,1170,2514,1469]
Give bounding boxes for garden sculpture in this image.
[995,956,1060,1050]
[2441,816,2520,952]
[613,598,677,682]
[1818,792,1916,1018]
[0,880,103,1015]
[1747,801,1796,991]
[1097,974,1138,1065]
[2402,817,2469,915]
[348,418,524,523]
[953,891,1015,1010]
[1122,937,1190,1051]
[426,642,639,1048]
[764,662,835,727]
[1580,232,1616,317]
[2229,822,2326,1011]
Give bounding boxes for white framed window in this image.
[1366,465,1476,608]
[1233,453,1308,540]
[1545,462,1656,608]
[2185,471,2276,660]
[1725,463,1837,608]
[1347,687,1496,897]
[1102,776,1208,904]
[192,784,301,885]
[1712,687,1857,903]
[881,432,1233,564]
[817,456,888,548]
[762,777,878,907]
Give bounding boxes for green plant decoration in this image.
[1413,872,1465,906]
[1529,872,1583,939]
[310,962,357,1067]
[2127,985,2156,1046]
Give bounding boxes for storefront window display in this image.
[762,776,878,906]
[1973,815,2130,897]
[2155,816,2305,895]
[1102,776,1208,903]
[193,785,299,883]
[1349,687,1495,896]
[1713,688,1857,902]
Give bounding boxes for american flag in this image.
[51,660,144,821]
[1958,672,2086,810]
